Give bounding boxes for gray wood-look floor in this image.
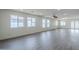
[0,29,79,50]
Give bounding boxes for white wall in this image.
[0,10,4,39]
[0,9,58,40]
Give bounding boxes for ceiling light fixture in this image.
[53,15,58,18]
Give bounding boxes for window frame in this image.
[42,19,50,28]
[10,15,18,28]
[10,15,24,28]
[27,17,36,27]
[18,16,24,27]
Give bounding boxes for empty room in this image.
[0,9,79,50]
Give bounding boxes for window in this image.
[18,17,24,27]
[32,18,36,27]
[60,21,65,26]
[71,21,79,29]
[71,21,74,28]
[75,21,79,28]
[27,17,31,27]
[27,17,36,27]
[10,15,24,28]
[42,19,46,28]
[55,20,58,26]
[10,15,18,28]
[47,20,50,27]
[42,19,50,28]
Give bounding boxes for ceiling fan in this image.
[53,15,58,18]
[52,9,61,18]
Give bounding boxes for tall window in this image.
[47,19,50,27]
[32,18,36,27]
[60,21,65,26]
[18,17,24,27]
[55,20,58,26]
[10,15,24,28]
[71,21,74,28]
[10,15,18,28]
[42,19,46,28]
[42,19,50,28]
[27,17,36,27]
[75,21,79,28]
[71,21,79,29]
[27,17,31,27]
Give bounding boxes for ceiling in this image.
[12,9,79,19]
